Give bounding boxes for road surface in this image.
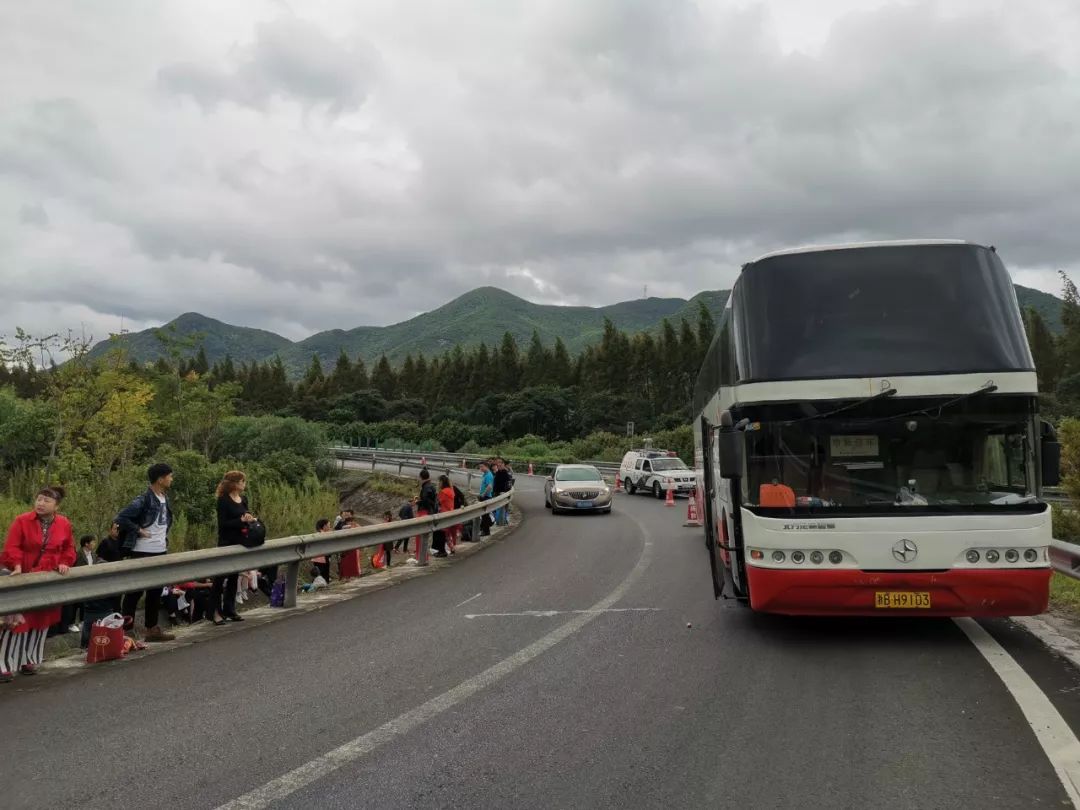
[1,474,1078,808]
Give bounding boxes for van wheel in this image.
[625,479,636,495]
[653,482,663,499]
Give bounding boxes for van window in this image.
[635,459,644,470]
[642,460,652,472]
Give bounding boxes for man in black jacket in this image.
[493,458,512,526]
[417,469,446,558]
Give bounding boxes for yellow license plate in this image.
[875,591,931,609]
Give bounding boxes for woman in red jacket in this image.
[0,485,76,682]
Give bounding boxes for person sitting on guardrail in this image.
[0,485,77,682]
[312,519,333,582]
[395,497,416,554]
[338,518,363,579]
[438,475,458,555]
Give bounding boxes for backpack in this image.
[240,519,267,548]
[453,485,466,509]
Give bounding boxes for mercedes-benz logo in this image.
[892,538,918,563]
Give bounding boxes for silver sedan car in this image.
[544,464,613,514]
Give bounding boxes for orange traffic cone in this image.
[665,487,676,507]
[614,472,623,493]
[528,462,534,475]
[684,490,703,527]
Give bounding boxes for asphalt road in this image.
[2,474,1078,809]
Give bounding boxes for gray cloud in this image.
[2,0,1080,345]
[157,16,378,113]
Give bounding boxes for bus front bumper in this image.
[746,567,1051,617]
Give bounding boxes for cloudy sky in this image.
[3,0,1080,342]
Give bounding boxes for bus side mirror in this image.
[1042,439,1061,488]
[717,431,745,480]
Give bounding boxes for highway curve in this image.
[1,474,1077,809]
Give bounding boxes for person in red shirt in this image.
[0,485,76,682]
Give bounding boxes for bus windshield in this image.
[743,400,1036,511]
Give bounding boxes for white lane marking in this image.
[465,608,661,619]
[455,592,483,608]
[954,617,1080,807]
[216,527,654,810]
[1012,615,1080,673]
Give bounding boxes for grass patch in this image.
[338,471,416,501]
[1050,572,1080,615]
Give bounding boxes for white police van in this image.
[619,449,696,499]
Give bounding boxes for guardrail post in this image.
[417,532,432,566]
[283,561,300,608]
[471,515,481,541]
[371,455,376,471]
[398,461,404,474]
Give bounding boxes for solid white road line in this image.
[454,592,483,608]
[1012,615,1080,673]
[216,527,655,810]
[464,608,661,619]
[954,617,1080,808]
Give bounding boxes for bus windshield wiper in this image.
[869,382,999,423]
[785,387,897,425]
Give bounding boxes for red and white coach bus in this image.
[691,240,1061,616]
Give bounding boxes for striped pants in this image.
[0,626,47,674]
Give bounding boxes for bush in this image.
[261,450,315,488]
[213,416,326,463]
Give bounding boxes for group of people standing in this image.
[0,463,267,682]
[0,455,516,682]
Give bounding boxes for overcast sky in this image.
[3,0,1080,342]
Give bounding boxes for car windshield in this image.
[742,397,1036,511]
[651,458,688,472]
[555,467,603,482]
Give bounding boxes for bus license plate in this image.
[576,500,594,509]
[875,591,931,609]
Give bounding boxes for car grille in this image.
[566,490,601,500]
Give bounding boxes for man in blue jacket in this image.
[115,463,176,642]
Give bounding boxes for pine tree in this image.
[192,346,210,375]
[550,338,572,388]
[696,299,716,351]
[523,330,551,387]
[497,332,521,392]
[351,356,369,391]
[1025,308,1060,393]
[1059,272,1080,381]
[327,349,352,396]
[299,355,325,399]
[371,355,397,400]
[399,354,417,399]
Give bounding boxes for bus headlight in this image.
[985,549,1000,563]
[1005,549,1019,563]
[791,551,805,564]
[1024,549,1038,563]
[828,551,842,565]
[772,550,785,563]
[966,550,980,564]
[810,550,824,564]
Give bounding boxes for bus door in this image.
[700,417,724,599]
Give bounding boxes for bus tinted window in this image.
[734,244,1033,382]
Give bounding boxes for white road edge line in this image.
[1011,615,1080,673]
[465,608,661,619]
[455,592,483,608]
[215,523,654,810]
[954,617,1080,808]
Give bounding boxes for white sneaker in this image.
[68,624,81,633]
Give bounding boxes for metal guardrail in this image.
[1051,539,1080,579]
[330,447,621,480]
[0,492,513,616]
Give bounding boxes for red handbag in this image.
[86,615,126,664]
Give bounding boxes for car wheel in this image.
[625,478,636,495]
[545,497,551,509]
[653,481,662,499]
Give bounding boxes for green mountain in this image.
[1015,285,1063,334]
[86,312,292,366]
[86,284,1063,375]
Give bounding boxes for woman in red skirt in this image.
[1,485,76,682]
[338,518,363,579]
